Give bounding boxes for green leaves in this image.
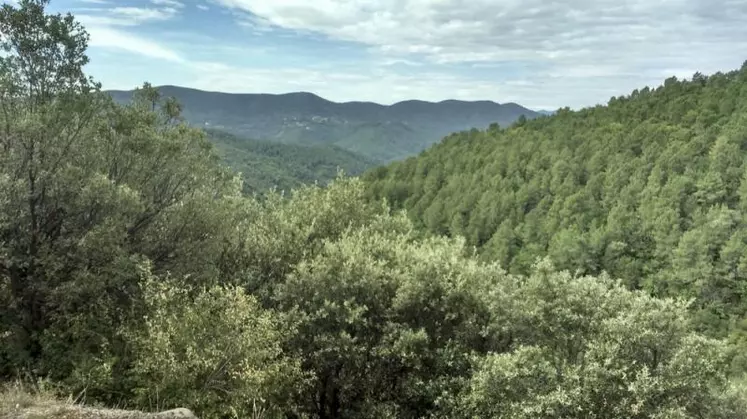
[268,217,496,417]
[364,61,747,346]
[0,0,248,393]
[0,0,95,104]
[462,261,736,419]
[127,268,305,418]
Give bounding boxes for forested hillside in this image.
[108,86,538,162]
[2,1,747,419]
[365,64,747,340]
[205,128,374,193]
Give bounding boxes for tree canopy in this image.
[205,128,375,195]
[365,61,747,342]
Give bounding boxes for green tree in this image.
[461,260,742,419]
[125,263,306,419]
[364,58,747,342]
[0,0,103,370]
[272,219,499,418]
[0,0,244,388]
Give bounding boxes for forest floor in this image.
[0,385,196,419]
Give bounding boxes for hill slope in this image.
[365,63,747,336]
[108,86,539,162]
[205,128,375,193]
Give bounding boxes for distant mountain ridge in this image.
[107,86,539,162]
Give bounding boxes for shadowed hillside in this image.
[205,128,375,194]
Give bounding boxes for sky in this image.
[4,0,747,109]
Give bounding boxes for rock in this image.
[5,405,199,419]
[151,408,197,419]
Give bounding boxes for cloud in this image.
[182,60,583,109]
[378,58,424,67]
[235,13,277,32]
[151,0,184,7]
[74,0,184,27]
[209,0,747,81]
[69,0,747,109]
[85,25,184,63]
[73,1,186,64]
[108,6,179,22]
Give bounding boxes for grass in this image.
[0,381,68,418]
[0,382,191,419]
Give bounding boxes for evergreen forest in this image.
[205,128,375,194]
[364,62,747,346]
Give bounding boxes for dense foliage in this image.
[365,63,747,341]
[1,1,746,418]
[205,128,374,194]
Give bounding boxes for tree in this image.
[460,260,742,419]
[126,264,306,419]
[272,222,500,418]
[2,2,747,418]
[364,59,747,341]
[0,0,102,368]
[0,0,244,385]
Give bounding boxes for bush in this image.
[125,263,307,418]
[460,259,741,419]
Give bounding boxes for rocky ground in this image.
[0,386,197,419]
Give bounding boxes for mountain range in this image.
[107,86,539,163]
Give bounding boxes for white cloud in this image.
[209,0,747,86]
[235,14,277,32]
[75,2,185,64]
[86,25,184,63]
[107,6,179,23]
[378,58,424,67]
[75,3,181,27]
[70,0,747,109]
[151,0,184,7]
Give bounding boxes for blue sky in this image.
[5,0,747,109]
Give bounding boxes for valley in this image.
[205,128,375,193]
